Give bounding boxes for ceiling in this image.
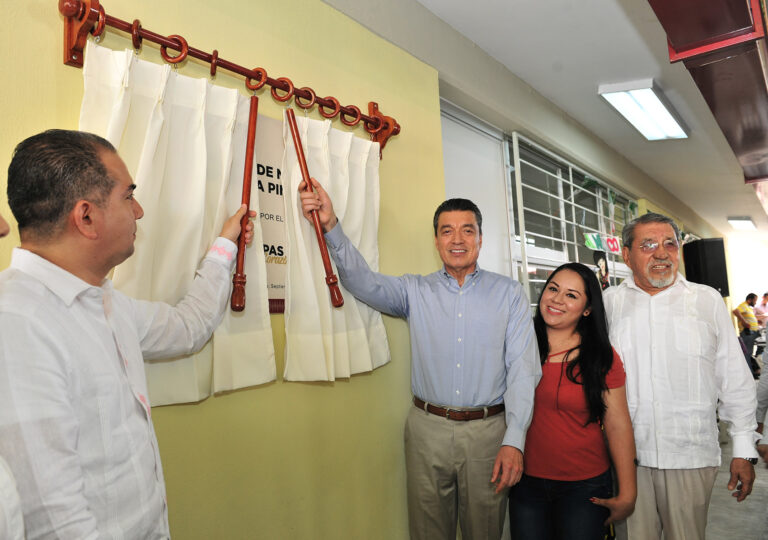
[412,0,768,239]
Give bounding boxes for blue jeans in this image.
[508,469,612,540]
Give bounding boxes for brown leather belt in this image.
[413,396,505,421]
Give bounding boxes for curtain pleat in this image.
[282,113,390,381]
[212,97,276,392]
[80,42,275,405]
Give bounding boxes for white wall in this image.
[441,111,513,277]
[726,234,768,303]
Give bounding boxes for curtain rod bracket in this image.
[368,102,400,156]
[59,0,101,67]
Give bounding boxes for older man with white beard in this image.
[603,212,758,540]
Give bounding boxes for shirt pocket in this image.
[671,317,717,401]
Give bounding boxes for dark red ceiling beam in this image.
[649,0,763,62]
[649,0,768,183]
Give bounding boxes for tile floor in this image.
[706,422,767,539]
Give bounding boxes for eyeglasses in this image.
[636,239,679,253]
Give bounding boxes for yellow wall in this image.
[0,1,445,538]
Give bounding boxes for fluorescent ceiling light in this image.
[727,216,757,230]
[599,79,688,141]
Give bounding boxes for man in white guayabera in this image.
[0,129,256,539]
[604,212,758,540]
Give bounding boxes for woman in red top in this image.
[509,262,636,540]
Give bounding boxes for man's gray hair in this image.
[622,212,680,248]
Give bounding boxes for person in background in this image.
[753,293,768,367]
[757,373,768,463]
[0,212,24,540]
[753,292,768,327]
[300,179,541,540]
[0,129,256,539]
[604,212,757,540]
[733,293,761,377]
[508,262,636,540]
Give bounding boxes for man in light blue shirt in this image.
[301,179,540,540]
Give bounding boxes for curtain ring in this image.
[318,96,341,119]
[209,50,219,77]
[340,105,362,127]
[271,77,294,102]
[90,5,106,38]
[160,34,188,65]
[131,19,143,51]
[245,67,268,91]
[364,116,384,135]
[295,87,316,109]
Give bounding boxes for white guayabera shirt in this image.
[0,239,235,539]
[604,273,758,469]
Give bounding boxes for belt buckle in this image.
[449,408,470,421]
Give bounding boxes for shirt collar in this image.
[10,248,109,306]
[622,271,689,295]
[440,264,481,284]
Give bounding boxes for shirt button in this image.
[457,363,461,368]
[456,390,460,395]
[457,338,462,342]
[459,291,464,296]
[458,313,462,318]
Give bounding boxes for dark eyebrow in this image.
[549,279,581,294]
[440,222,476,231]
[640,236,675,243]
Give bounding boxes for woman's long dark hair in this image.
[533,262,614,425]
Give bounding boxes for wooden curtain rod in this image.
[57,0,401,155]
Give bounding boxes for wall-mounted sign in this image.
[249,115,287,309]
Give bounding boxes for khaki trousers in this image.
[615,465,718,540]
[404,406,508,540]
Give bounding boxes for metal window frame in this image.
[510,133,637,304]
[437,100,637,304]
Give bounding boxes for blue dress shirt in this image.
[325,223,541,449]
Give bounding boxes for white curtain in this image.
[79,42,275,405]
[282,113,390,380]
